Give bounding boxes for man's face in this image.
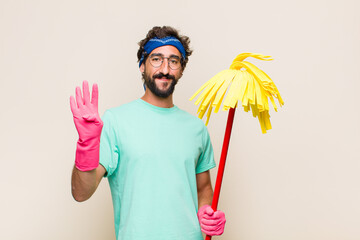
[140,45,183,98]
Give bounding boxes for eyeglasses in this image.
[148,54,182,70]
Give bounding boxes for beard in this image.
[142,71,179,98]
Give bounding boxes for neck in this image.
[141,89,174,108]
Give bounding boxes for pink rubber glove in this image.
[197,205,226,236]
[70,80,103,171]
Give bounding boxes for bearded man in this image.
[70,26,226,240]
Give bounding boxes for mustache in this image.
[153,73,175,81]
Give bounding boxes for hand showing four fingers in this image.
[70,80,103,171]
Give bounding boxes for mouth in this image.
[156,78,171,82]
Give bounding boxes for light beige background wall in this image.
[1,0,359,239]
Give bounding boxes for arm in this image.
[70,81,104,201]
[196,170,226,236]
[196,170,213,209]
[71,164,106,202]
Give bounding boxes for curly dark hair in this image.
[137,26,193,69]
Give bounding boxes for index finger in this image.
[200,218,218,226]
[70,96,78,115]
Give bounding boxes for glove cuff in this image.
[75,138,100,171]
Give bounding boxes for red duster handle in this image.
[205,107,236,240]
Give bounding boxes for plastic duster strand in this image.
[190,53,284,133]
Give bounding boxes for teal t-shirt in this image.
[100,99,216,240]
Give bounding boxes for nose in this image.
[159,58,170,75]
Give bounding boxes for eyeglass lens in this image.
[149,55,181,70]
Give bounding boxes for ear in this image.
[139,63,144,73]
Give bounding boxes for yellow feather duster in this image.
[190,53,284,133]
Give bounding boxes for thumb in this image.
[205,206,214,216]
[82,114,97,122]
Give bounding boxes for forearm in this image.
[197,172,226,236]
[70,81,105,202]
[71,165,101,202]
[196,170,214,208]
[198,184,213,208]
[197,185,226,236]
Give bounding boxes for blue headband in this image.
[139,36,186,67]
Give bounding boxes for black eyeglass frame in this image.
[147,53,183,70]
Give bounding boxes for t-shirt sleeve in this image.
[99,110,119,177]
[196,125,216,174]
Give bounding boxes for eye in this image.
[151,56,162,62]
[169,58,179,65]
